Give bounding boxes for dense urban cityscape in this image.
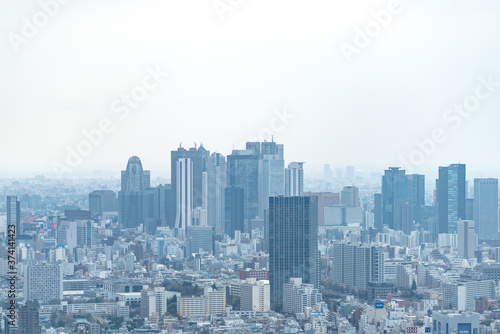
[0,141,499,334]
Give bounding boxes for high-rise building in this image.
[437,163,466,234]
[282,277,322,314]
[89,190,117,217]
[331,242,385,291]
[240,278,270,312]
[118,156,150,229]
[255,142,285,218]
[24,263,63,302]
[269,196,319,307]
[457,220,475,259]
[382,167,408,230]
[341,186,360,207]
[474,178,499,240]
[7,196,21,235]
[227,150,259,221]
[171,146,207,229]
[285,162,304,196]
[225,186,245,237]
[208,153,226,235]
[18,301,41,334]
[401,202,414,235]
[140,287,168,318]
[304,192,340,226]
[407,174,425,207]
[174,158,193,232]
[373,193,383,230]
[187,225,214,253]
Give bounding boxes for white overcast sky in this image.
[0,0,499,178]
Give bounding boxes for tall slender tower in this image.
[208,153,226,235]
[118,156,150,229]
[437,164,466,234]
[7,196,20,235]
[175,158,193,233]
[474,178,499,240]
[285,162,304,196]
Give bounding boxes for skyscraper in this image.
[373,193,383,230]
[227,149,259,221]
[171,146,207,229]
[269,196,318,307]
[407,174,425,207]
[341,186,360,207]
[285,162,304,196]
[208,153,226,235]
[457,220,475,259]
[174,158,193,232]
[224,186,244,237]
[474,178,499,240]
[6,196,20,235]
[437,164,466,233]
[118,156,150,229]
[256,142,285,218]
[89,190,117,217]
[382,167,408,229]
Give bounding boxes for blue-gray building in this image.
[474,178,499,240]
[269,196,319,307]
[437,164,466,234]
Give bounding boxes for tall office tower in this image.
[7,196,21,235]
[437,164,466,233]
[382,167,408,229]
[457,220,475,259]
[24,263,63,302]
[256,142,285,218]
[224,186,244,237]
[285,162,304,196]
[374,194,383,230]
[269,196,318,307]
[171,145,207,228]
[187,225,214,253]
[465,198,474,220]
[346,165,355,182]
[282,277,322,314]
[174,158,193,232]
[18,301,41,334]
[227,149,259,221]
[88,190,117,217]
[118,156,150,229]
[341,186,360,207]
[208,153,226,235]
[407,174,425,207]
[157,184,173,227]
[401,202,414,235]
[474,178,499,240]
[331,242,384,291]
[304,192,340,226]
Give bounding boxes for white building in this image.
[282,278,322,314]
[24,263,63,302]
[240,278,270,312]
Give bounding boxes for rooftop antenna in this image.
[194,142,197,149]
[272,135,274,142]
[179,142,182,148]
